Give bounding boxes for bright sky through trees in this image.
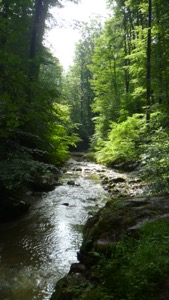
[45,0,109,70]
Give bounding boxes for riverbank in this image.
[50,163,169,300]
[0,164,61,222]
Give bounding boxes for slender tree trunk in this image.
[29,0,49,80]
[124,39,130,93]
[0,1,9,91]
[146,0,152,123]
[0,1,9,47]
[80,66,84,122]
[123,13,130,94]
[29,0,42,60]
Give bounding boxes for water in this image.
[0,157,109,300]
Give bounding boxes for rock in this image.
[62,203,69,206]
[55,182,62,186]
[66,180,80,186]
[67,180,75,186]
[69,263,86,274]
[30,174,58,192]
[88,211,95,216]
[87,197,97,201]
[50,276,75,300]
[110,160,140,172]
[75,167,82,171]
[101,177,109,185]
[110,177,126,183]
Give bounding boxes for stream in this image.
[0,155,110,300]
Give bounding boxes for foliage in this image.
[140,126,169,195]
[96,219,169,300]
[89,17,125,139]
[0,147,55,193]
[1,0,169,202]
[53,201,169,300]
[60,0,169,198]
[0,95,79,195]
[63,19,103,148]
[86,0,169,179]
[45,103,80,164]
[94,114,145,165]
[0,0,80,201]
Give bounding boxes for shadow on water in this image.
[0,158,109,300]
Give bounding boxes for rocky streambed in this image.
[1,152,169,300]
[1,152,137,299]
[50,155,169,300]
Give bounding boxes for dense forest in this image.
[1,0,169,218]
[0,0,79,217]
[65,0,169,195]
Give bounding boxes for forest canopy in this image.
[1,0,169,205]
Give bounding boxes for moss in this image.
[51,275,94,300]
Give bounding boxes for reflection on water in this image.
[0,160,109,300]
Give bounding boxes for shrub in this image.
[95,114,145,165]
[140,127,169,195]
[98,219,169,300]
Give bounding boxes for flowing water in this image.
[0,156,110,300]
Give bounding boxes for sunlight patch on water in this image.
[0,160,109,299]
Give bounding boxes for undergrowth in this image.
[79,219,169,300]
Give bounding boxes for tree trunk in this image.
[29,0,49,80]
[146,0,152,123]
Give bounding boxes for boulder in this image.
[110,177,126,183]
[67,180,75,186]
